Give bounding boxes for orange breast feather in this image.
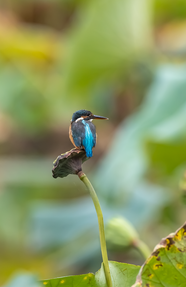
[69,124,77,148]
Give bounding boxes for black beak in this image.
[91,114,109,120]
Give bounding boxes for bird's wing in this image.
[71,121,84,148]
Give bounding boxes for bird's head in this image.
[71,110,108,123]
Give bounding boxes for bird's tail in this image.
[85,146,93,158]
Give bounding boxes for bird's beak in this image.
[91,115,109,120]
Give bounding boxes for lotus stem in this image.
[78,171,112,287]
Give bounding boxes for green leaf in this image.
[132,222,186,287]
[40,261,140,287]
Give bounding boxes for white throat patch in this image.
[75,117,84,122]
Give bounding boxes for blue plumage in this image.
[82,120,95,157]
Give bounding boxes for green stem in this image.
[78,172,112,287]
[133,239,151,260]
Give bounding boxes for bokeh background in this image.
[1,0,186,285]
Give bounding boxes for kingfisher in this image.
[69,110,108,158]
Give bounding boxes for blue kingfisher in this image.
[69,110,108,158]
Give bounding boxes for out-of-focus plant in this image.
[64,0,153,104]
[105,217,150,260]
[4,273,40,287]
[0,22,65,135]
[93,64,186,230]
[154,0,186,24]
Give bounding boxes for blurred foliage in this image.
[0,24,66,135]
[1,0,186,285]
[94,64,186,217]
[154,0,186,24]
[106,218,151,264]
[106,217,139,251]
[63,0,152,101]
[4,273,40,287]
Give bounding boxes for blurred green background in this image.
[1,0,186,285]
